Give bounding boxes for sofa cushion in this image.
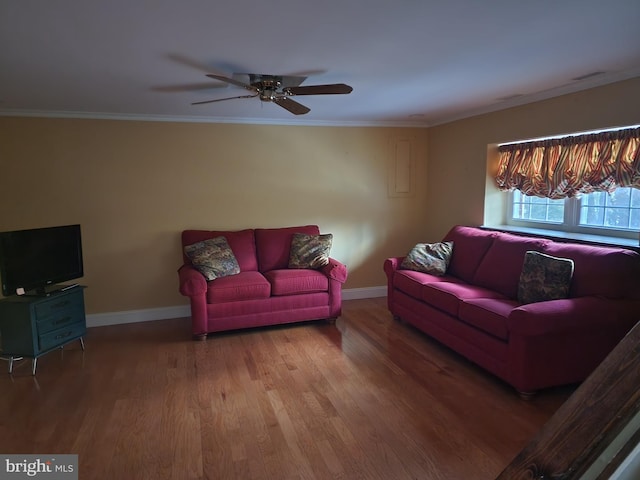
[517,251,574,304]
[442,226,497,283]
[393,270,461,300]
[542,242,640,299]
[401,241,453,275]
[264,269,329,296]
[421,281,508,317]
[255,225,320,272]
[206,271,271,304]
[184,236,241,281]
[458,298,519,341]
[473,232,549,299]
[182,229,258,271]
[288,233,333,269]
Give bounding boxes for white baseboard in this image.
[342,286,386,300]
[85,286,386,328]
[86,305,191,328]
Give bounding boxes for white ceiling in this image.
[1,0,640,127]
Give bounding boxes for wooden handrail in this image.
[496,321,640,479]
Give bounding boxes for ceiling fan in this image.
[191,73,353,115]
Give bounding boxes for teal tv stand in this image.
[0,286,86,375]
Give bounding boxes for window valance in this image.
[495,127,640,199]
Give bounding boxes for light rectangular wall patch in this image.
[388,137,416,197]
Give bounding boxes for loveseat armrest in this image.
[507,297,640,336]
[321,258,348,283]
[178,264,208,297]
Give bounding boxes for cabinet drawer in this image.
[38,323,85,352]
[36,305,85,334]
[35,292,82,321]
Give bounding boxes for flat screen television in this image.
[0,224,84,296]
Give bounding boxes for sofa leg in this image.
[193,333,208,341]
[327,317,338,324]
[517,390,537,401]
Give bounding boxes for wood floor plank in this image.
[0,297,574,479]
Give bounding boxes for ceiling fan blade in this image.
[273,97,310,115]
[206,74,258,92]
[191,93,258,105]
[284,83,353,96]
[152,82,227,93]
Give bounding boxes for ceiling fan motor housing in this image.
[250,75,283,102]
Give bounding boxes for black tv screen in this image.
[0,224,84,296]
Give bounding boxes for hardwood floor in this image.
[0,298,574,479]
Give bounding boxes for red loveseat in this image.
[179,225,347,339]
[384,225,640,396]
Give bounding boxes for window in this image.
[497,125,640,243]
[509,187,640,240]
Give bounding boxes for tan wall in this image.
[426,77,640,240]
[0,118,429,313]
[2,77,638,315]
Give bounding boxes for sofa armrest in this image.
[322,257,348,283]
[383,257,405,277]
[507,297,640,336]
[178,265,208,297]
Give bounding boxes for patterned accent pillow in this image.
[288,233,333,269]
[517,251,574,304]
[184,236,240,281]
[400,241,453,276]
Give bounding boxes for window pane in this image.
[579,187,639,231]
[512,192,564,223]
[631,208,640,229]
[531,204,547,219]
[610,188,630,206]
[605,207,630,228]
[548,205,564,222]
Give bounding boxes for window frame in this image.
[506,188,640,242]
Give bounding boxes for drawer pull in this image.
[55,331,73,340]
[50,300,71,309]
[53,316,72,325]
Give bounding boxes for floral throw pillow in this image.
[400,241,453,276]
[288,233,333,269]
[184,236,240,281]
[517,251,574,304]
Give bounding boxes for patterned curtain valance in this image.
[495,126,640,199]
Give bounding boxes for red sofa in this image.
[179,225,347,339]
[384,225,640,396]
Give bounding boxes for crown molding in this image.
[0,109,429,128]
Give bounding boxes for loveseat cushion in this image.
[183,236,240,281]
[182,229,258,272]
[442,226,496,283]
[288,233,333,269]
[264,269,329,296]
[542,242,640,299]
[472,232,549,299]
[255,225,320,272]
[458,298,519,341]
[206,271,271,304]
